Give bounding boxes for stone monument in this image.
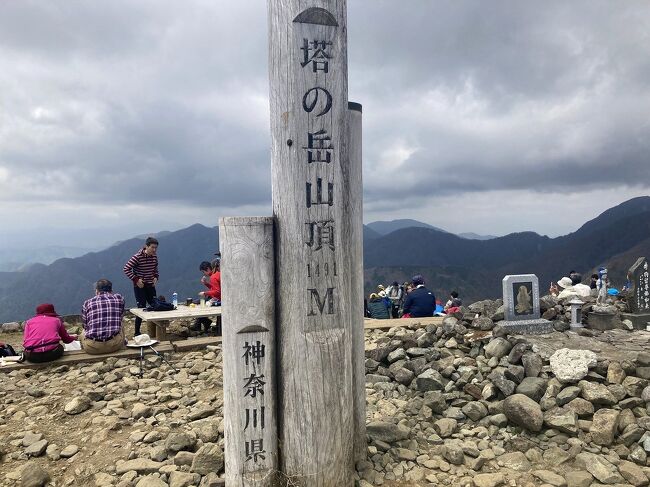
[621,257,650,329]
[500,274,553,334]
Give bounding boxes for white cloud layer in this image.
[0,1,649,248]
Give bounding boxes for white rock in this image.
[549,348,597,383]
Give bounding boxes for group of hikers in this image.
[365,274,462,319]
[5,237,222,364]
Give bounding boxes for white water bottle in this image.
[172,292,178,307]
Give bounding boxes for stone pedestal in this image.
[499,318,554,335]
[620,312,650,330]
[587,312,622,331]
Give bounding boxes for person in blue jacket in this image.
[402,275,436,318]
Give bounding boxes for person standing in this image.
[402,275,436,318]
[124,237,159,336]
[81,279,126,354]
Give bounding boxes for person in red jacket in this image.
[193,259,221,333]
[199,259,221,303]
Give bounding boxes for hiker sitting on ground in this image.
[550,277,581,300]
[385,281,403,318]
[569,273,592,297]
[444,291,462,311]
[402,275,436,318]
[81,279,126,355]
[192,259,222,333]
[23,303,77,363]
[367,292,390,319]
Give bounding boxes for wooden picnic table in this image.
[129,305,222,340]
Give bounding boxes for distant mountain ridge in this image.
[366,219,447,236]
[0,197,648,322]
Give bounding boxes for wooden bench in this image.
[129,305,222,340]
[0,336,222,372]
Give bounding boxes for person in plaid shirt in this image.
[81,278,126,355]
[123,236,159,336]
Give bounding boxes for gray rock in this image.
[132,403,153,419]
[366,421,410,443]
[25,439,48,457]
[415,369,445,392]
[503,394,543,432]
[488,371,516,396]
[543,408,578,434]
[393,368,415,385]
[575,452,623,484]
[174,451,195,466]
[64,396,92,415]
[579,380,617,406]
[442,443,464,465]
[20,462,50,487]
[22,432,43,447]
[590,409,620,446]
[434,418,457,438]
[507,342,528,364]
[190,443,224,475]
[472,316,494,331]
[564,397,594,417]
[617,460,648,487]
[387,348,406,363]
[564,471,592,487]
[556,386,581,406]
[522,352,543,377]
[531,470,567,487]
[461,401,488,421]
[423,391,447,414]
[116,459,164,475]
[60,444,79,458]
[135,477,168,487]
[484,338,512,359]
[515,377,548,402]
[165,432,196,453]
[169,471,200,487]
[472,473,505,487]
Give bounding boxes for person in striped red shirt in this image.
[123,237,159,336]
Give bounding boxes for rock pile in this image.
[3,295,650,487]
[361,300,650,486]
[0,349,225,486]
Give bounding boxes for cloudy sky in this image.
[1,1,649,251]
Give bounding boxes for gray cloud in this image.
[0,1,649,244]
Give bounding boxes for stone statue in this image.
[596,267,608,305]
[515,285,532,314]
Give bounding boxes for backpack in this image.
[0,344,17,357]
[145,297,176,312]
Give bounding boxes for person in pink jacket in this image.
[23,303,77,363]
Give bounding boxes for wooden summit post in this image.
[268,1,360,485]
[220,217,278,486]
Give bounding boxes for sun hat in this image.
[35,303,59,317]
[557,277,573,289]
[130,334,157,347]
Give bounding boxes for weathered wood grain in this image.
[268,1,355,485]
[220,217,278,486]
[348,102,366,463]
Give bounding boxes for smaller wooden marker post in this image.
[348,101,366,463]
[220,217,278,487]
